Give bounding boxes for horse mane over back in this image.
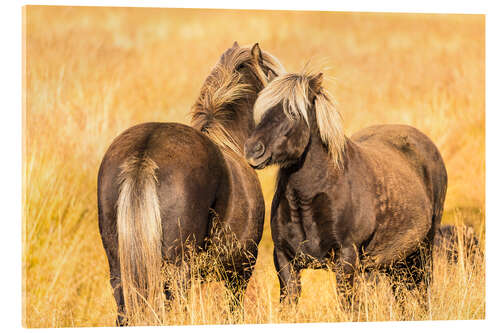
[191,45,285,154]
[254,69,346,169]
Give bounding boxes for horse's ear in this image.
[232,41,239,48]
[309,73,323,95]
[251,43,263,63]
[250,43,269,86]
[267,69,277,82]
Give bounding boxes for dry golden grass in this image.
[23,6,485,327]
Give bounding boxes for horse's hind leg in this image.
[100,233,127,326]
[98,203,127,326]
[221,246,259,323]
[390,240,433,312]
[417,240,434,310]
[162,241,195,315]
[110,272,127,326]
[160,194,213,310]
[163,260,192,306]
[223,259,255,323]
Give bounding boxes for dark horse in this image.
[98,42,285,325]
[434,224,482,263]
[244,70,447,307]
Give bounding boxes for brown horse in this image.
[98,42,285,325]
[244,70,447,308]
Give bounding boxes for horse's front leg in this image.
[334,245,357,311]
[274,247,301,306]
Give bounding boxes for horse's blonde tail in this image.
[117,154,164,323]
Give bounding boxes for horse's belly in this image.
[357,148,434,266]
[364,205,432,266]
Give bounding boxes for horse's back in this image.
[98,122,228,256]
[352,124,447,218]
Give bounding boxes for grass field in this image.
[22,6,485,327]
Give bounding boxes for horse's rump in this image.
[98,122,229,318]
[106,122,229,244]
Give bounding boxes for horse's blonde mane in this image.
[254,70,346,169]
[191,45,285,154]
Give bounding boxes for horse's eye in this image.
[236,63,245,71]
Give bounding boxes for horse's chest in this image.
[277,192,337,261]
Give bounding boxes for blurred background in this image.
[23,6,484,327]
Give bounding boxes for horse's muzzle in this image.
[244,141,270,169]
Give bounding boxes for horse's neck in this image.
[284,134,353,199]
[222,123,251,154]
[221,103,255,154]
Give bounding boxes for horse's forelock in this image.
[254,71,346,168]
[254,74,310,126]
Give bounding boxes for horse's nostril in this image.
[254,142,265,158]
